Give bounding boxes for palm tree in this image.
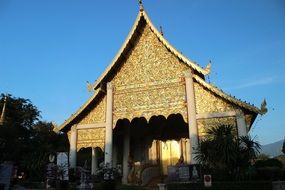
[235,136,260,180]
[208,125,238,168]
[195,125,261,180]
[239,135,260,161]
[195,139,215,169]
[196,125,238,171]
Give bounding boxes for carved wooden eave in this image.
[193,74,263,115]
[91,8,209,91]
[56,88,102,132]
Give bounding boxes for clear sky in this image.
[0,0,284,145]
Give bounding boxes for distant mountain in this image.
[260,140,284,158]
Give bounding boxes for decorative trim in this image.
[76,123,106,129]
[196,111,237,119]
[114,78,183,93]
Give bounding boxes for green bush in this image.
[255,167,285,180]
[275,155,285,167]
[255,159,283,168]
[167,181,272,190]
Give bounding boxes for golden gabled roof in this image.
[56,6,265,132]
[91,7,209,90]
[57,7,209,132]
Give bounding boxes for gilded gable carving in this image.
[197,117,237,137]
[194,82,237,114]
[111,24,188,122]
[112,25,188,86]
[77,128,105,150]
[113,80,187,122]
[78,95,106,125]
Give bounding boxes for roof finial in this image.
[0,96,7,126]
[160,26,164,36]
[205,60,212,75]
[86,81,94,92]
[138,0,144,11]
[260,99,268,115]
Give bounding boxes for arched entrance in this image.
[113,113,189,183]
[77,147,104,175]
[148,114,188,175]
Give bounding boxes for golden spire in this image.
[138,0,144,11]
[0,96,7,126]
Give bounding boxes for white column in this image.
[104,82,113,167]
[185,70,199,164]
[151,140,157,164]
[236,111,247,137]
[91,147,98,175]
[185,139,191,164]
[69,125,77,168]
[181,138,187,163]
[122,125,130,184]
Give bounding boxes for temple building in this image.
[56,3,266,184]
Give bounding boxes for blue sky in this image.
[0,0,284,145]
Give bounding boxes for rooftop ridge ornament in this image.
[86,81,94,92]
[160,26,164,36]
[260,99,268,115]
[138,0,144,11]
[205,60,212,75]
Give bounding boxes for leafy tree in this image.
[22,121,68,180]
[0,94,68,181]
[0,94,40,162]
